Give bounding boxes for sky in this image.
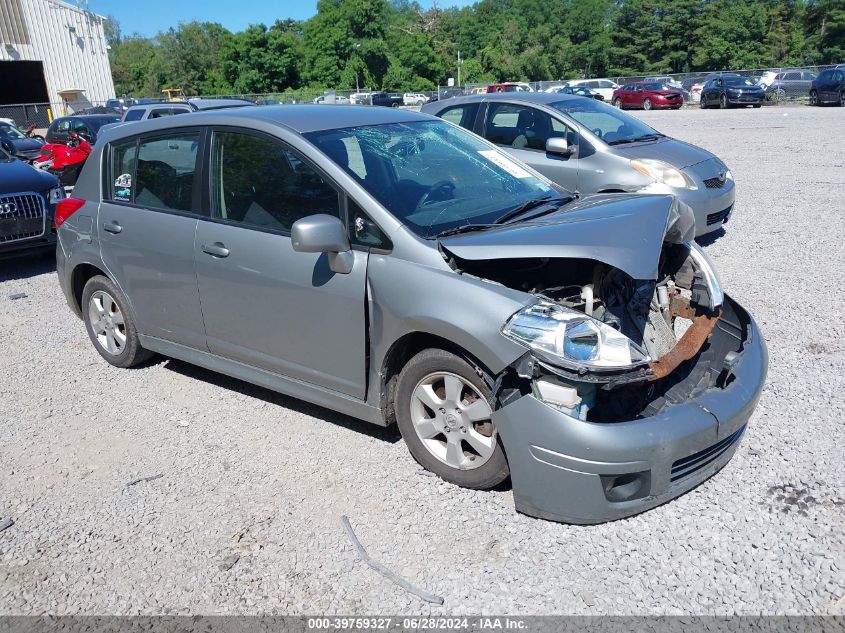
[87,0,475,38]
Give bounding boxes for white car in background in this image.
[403,93,429,106]
[313,95,350,104]
[565,78,620,101]
[757,71,779,89]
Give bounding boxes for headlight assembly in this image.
[48,187,65,205]
[630,159,697,190]
[502,302,650,372]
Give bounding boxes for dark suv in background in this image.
[810,68,845,106]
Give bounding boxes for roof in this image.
[206,104,430,133]
[427,92,583,107]
[99,105,434,143]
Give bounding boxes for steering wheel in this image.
[416,180,456,209]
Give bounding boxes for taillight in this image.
[55,197,85,228]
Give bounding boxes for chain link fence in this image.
[438,64,842,104]
[1,63,840,132]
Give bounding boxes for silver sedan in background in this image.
[423,92,735,236]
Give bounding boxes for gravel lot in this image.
[0,105,843,616]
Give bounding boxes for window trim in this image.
[102,126,208,218]
[201,126,344,238]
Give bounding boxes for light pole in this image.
[353,43,362,93]
[457,50,462,89]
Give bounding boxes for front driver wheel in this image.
[809,90,819,106]
[643,98,652,110]
[82,275,153,368]
[840,91,845,107]
[719,94,728,109]
[612,98,622,108]
[395,349,509,490]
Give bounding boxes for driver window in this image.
[136,132,199,212]
[347,199,391,250]
[211,131,340,232]
[485,103,569,151]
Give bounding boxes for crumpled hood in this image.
[440,193,694,281]
[610,138,716,170]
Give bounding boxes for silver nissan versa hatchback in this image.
[55,106,767,524]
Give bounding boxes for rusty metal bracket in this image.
[648,307,722,381]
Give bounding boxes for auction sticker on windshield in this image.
[478,150,532,179]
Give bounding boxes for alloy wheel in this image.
[840,92,845,107]
[88,290,126,355]
[409,371,496,471]
[720,94,727,109]
[643,98,652,110]
[810,90,818,106]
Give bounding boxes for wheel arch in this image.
[70,262,110,316]
[378,331,499,425]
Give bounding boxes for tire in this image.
[643,98,652,110]
[753,103,762,108]
[82,275,153,368]
[809,90,819,106]
[391,102,399,108]
[394,349,509,490]
[612,98,622,109]
[719,94,728,109]
[700,98,708,109]
[840,91,845,107]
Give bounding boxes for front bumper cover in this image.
[493,293,767,524]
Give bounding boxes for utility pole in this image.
[457,50,462,89]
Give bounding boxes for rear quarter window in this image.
[109,139,138,203]
[124,109,144,122]
[438,103,479,131]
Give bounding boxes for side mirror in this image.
[291,214,354,274]
[546,137,574,157]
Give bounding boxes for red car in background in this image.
[611,82,684,110]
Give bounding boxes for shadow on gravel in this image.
[695,227,726,247]
[161,358,402,444]
[0,250,55,282]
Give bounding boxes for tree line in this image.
[105,0,845,97]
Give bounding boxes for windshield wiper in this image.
[432,223,496,239]
[606,133,664,146]
[493,194,571,225]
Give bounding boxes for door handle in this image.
[103,221,122,234]
[201,242,230,258]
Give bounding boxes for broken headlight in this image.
[502,302,650,371]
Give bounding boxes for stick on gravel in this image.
[0,518,13,533]
[125,473,163,487]
[341,515,444,605]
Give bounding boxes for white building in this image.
[0,0,114,119]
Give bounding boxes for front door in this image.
[193,129,368,398]
[98,130,207,350]
[482,102,579,192]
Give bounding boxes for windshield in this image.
[305,120,557,238]
[724,77,756,86]
[0,123,25,139]
[551,98,661,145]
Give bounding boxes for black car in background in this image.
[45,114,120,145]
[700,75,765,108]
[0,121,44,162]
[810,68,845,106]
[370,92,404,107]
[0,145,63,257]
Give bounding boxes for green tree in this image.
[223,22,303,93]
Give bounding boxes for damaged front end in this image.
[495,240,731,424]
[439,195,768,523]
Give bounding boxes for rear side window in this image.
[438,103,479,131]
[109,139,137,202]
[210,131,339,233]
[135,133,199,212]
[124,109,144,122]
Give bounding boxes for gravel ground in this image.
[0,106,843,616]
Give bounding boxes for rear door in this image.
[481,101,579,191]
[193,128,368,398]
[98,129,207,350]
